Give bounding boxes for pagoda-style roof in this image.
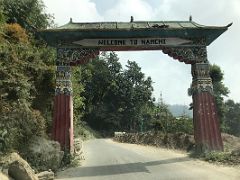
[38,20,232,48]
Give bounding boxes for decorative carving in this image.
[190,62,213,94]
[55,66,72,95]
[162,46,207,64]
[55,48,99,95]
[57,48,99,66]
[188,37,207,46]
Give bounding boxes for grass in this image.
[74,122,102,141]
[190,150,240,166]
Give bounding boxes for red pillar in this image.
[52,48,99,153]
[52,66,74,153]
[191,63,223,151]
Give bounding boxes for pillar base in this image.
[53,94,74,153]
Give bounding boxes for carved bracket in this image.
[55,48,99,96]
[162,46,207,64]
[57,48,100,66]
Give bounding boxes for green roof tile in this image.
[54,20,228,30]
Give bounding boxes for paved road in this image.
[56,139,240,180]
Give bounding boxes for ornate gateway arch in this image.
[39,18,232,153]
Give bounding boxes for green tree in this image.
[188,64,229,117]
[81,53,123,133]
[223,100,240,136]
[2,0,53,32]
[121,60,153,132]
[0,0,55,152]
[71,66,88,137]
[0,24,55,151]
[151,95,174,133]
[80,52,154,134]
[0,1,5,24]
[210,64,229,121]
[171,116,193,134]
[151,102,193,134]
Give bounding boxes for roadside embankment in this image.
[114,132,195,151]
[0,136,65,180]
[114,132,240,165]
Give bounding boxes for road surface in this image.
[56,139,240,180]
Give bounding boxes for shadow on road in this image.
[57,157,190,178]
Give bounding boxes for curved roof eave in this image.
[37,20,232,47]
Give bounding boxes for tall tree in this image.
[81,53,123,132]
[121,60,153,131]
[223,100,240,136]
[209,64,229,120]
[2,0,53,32]
[0,0,55,152]
[80,52,154,133]
[151,96,174,133]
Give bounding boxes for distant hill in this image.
[167,104,193,118]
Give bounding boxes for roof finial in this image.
[189,15,192,21]
[130,16,134,23]
[70,18,73,23]
[226,22,233,28]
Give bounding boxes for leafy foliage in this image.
[210,64,229,120]
[151,99,174,133]
[205,64,240,137]
[151,99,193,134]
[0,0,55,153]
[0,103,46,151]
[2,0,53,32]
[208,64,240,136]
[74,52,193,136]
[0,28,55,151]
[222,100,240,136]
[78,52,154,134]
[4,23,28,43]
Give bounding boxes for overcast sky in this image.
[42,0,240,105]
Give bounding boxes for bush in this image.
[204,151,231,162]
[0,102,46,152]
[4,23,28,43]
[23,136,64,172]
